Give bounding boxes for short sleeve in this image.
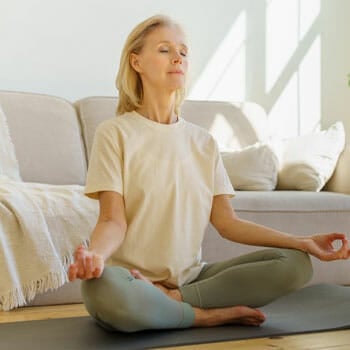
[84,121,123,200]
[213,141,235,198]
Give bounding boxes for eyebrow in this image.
[158,41,188,50]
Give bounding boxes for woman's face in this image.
[131,25,188,93]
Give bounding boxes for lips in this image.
[168,70,184,75]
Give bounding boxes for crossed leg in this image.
[81,248,312,332]
[180,248,313,308]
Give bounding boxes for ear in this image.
[130,53,142,73]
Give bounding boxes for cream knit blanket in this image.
[0,178,98,311]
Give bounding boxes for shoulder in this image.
[183,119,210,137]
[182,119,218,148]
[95,113,131,136]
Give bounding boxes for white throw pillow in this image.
[277,122,345,191]
[221,142,279,191]
[0,104,21,181]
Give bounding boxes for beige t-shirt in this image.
[85,111,235,287]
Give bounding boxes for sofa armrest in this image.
[324,143,350,194]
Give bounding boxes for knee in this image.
[274,248,313,290]
[81,266,129,312]
[81,266,140,332]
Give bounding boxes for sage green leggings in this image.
[81,248,312,332]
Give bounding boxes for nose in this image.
[172,52,182,65]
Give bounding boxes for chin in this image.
[168,81,185,91]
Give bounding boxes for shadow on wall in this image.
[188,0,327,139]
[181,100,268,150]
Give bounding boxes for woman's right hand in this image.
[68,245,105,281]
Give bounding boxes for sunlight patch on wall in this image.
[299,36,321,134]
[268,74,299,138]
[188,11,246,101]
[268,36,321,138]
[266,0,321,137]
[265,0,298,93]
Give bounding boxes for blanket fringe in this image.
[0,239,89,311]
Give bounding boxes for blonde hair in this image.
[116,15,186,116]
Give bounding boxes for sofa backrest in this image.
[75,96,118,160]
[181,100,269,149]
[76,96,269,162]
[0,91,270,185]
[0,91,87,185]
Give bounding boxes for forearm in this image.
[219,217,306,251]
[211,195,348,261]
[88,220,126,260]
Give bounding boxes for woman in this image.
[68,15,349,332]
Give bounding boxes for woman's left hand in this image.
[302,233,350,261]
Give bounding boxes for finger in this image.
[93,264,104,278]
[74,245,85,260]
[93,267,102,278]
[75,259,86,279]
[130,269,153,284]
[74,249,84,262]
[329,233,347,241]
[325,239,349,260]
[85,255,93,279]
[92,255,104,278]
[68,264,78,281]
[75,249,87,278]
[338,239,349,259]
[130,269,139,277]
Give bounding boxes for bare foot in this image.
[130,269,265,327]
[194,305,266,327]
[130,269,183,302]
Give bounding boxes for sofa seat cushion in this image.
[232,190,350,236]
[233,190,350,212]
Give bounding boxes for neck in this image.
[136,88,178,124]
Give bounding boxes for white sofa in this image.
[1,90,350,307]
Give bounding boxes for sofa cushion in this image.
[221,142,279,190]
[277,122,345,191]
[0,104,21,181]
[0,91,87,185]
[324,143,350,195]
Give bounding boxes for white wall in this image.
[1,0,349,138]
[0,0,243,99]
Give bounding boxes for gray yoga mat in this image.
[1,284,350,350]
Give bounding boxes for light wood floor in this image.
[1,303,350,349]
